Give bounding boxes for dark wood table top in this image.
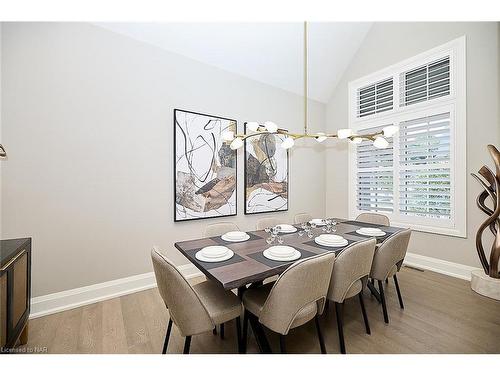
[174,218,405,290]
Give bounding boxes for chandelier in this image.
[223,22,398,150]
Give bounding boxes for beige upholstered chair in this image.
[204,222,240,237]
[368,229,411,324]
[356,212,390,226]
[255,217,281,231]
[151,247,243,354]
[293,213,313,224]
[242,252,335,353]
[327,238,376,354]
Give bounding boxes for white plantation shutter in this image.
[356,127,394,213]
[400,57,450,107]
[357,78,393,118]
[399,113,451,219]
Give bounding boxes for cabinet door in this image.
[0,273,6,347]
[12,252,28,331]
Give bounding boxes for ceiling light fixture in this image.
[223,22,397,150]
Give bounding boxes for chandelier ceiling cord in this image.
[223,21,398,150]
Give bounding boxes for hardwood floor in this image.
[21,267,500,354]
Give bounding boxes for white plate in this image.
[224,231,248,240]
[277,224,297,233]
[267,245,296,258]
[263,249,301,262]
[317,234,344,243]
[359,227,384,234]
[200,245,229,258]
[315,237,348,247]
[195,249,234,263]
[356,229,386,237]
[221,233,250,242]
[310,219,326,226]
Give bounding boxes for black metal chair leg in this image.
[162,318,173,354]
[279,335,286,354]
[377,280,389,323]
[358,292,371,335]
[334,302,346,354]
[242,311,249,353]
[393,274,405,309]
[220,323,225,339]
[314,315,327,354]
[213,327,217,335]
[183,336,191,354]
[236,317,242,353]
[386,278,389,284]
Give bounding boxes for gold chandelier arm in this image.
[231,129,384,142]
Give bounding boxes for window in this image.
[357,78,393,117]
[348,37,466,237]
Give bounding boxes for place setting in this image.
[347,226,391,241]
[191,244,244,269]
[212,230,261,245]
[306,233,353,250]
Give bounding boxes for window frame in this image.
[348,36,466,238]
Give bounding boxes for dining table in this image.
[174,217,406,353]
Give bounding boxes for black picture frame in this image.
[243,122,289,215]
[174,108,238,222]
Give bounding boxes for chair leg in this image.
[220,323,225,339]
[236,317,242,353]
[213,327,217,335]
[386,278,389,284]
[183,336,191,354]
[279,335,286,354]
[377,280,389,324]
[242,311,249,353]
[393,274,405,309]
[162,318,173,354]
[314,315,327,354]
[334,302,346,354]
[358,292,371,335]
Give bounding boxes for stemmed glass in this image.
[266,226,284,245]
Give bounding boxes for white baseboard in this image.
[30,264,203,319]
[30,253,474,319]
[404,252,476,281]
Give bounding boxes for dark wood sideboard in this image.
[0,238,31,352]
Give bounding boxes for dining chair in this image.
[241,252,335,354]
[293,213,313,224]
[356,212,390,226]
[327,238,376,354]
[369,229,411,324]
[204,222,240,237]
[255,217,281,231]
[151,246,243,354]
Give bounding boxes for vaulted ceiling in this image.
[96,22,372,103]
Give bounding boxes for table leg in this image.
[367,279,382,303]
[248,313,271,353]
[19,322,29,345]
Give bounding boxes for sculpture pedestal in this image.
[471,269,500,301]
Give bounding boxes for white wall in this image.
[325,22,500,268]
[1,23,326,297]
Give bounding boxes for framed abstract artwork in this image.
[174,109,237,222]
[244,124,289,214]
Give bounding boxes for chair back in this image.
[328,238,376,303]
[293,213,313,224]
[370,229,412,281]
[356,212,390,226]
[256,217,281,231]
[151,247,213,336]
[259,252,335,335]
[204,222,239,237]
